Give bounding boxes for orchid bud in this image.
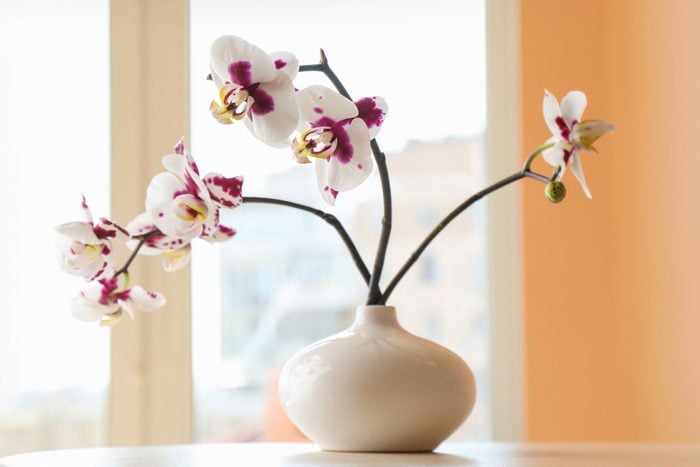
[545,181,566,203]
[572,119,614,151]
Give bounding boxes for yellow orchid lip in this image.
[210,84,252,124]
[173,196,209,223]
[292,127,337,163]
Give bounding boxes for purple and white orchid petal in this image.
[162,244,192,272]
[210,35,276,87]
[94,218,128,241]
[126,212,158,237]
[247,73,300,144]
[560,91,587,129]
[80,196,94,224]
[127,286,166,312]
[204,224,237,243]
[71,283,120,322]
[203,173,243,208]
[314,163,340,206]
[542,89,564,137]
[330,118,372,190]
[55,222,100,245]
[199,202,220,239]
[173,137,186,155]
[355,96,388,139]
[569,152,592,199]
[269,51,299,81]
[298,85,358,123]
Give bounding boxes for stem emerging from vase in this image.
[300,51,393,305]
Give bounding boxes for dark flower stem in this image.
[113,230,158,279]
[380,169,551,304]
[300,50,393,305]
[243,196,371,285]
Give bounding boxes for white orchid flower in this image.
[55,197,127,281]
[71,275,165,326]
[209,35,300,145]
[541,90,614,198]
[145,139,241,245]
[125,212,192,272]
[293,85,388,205]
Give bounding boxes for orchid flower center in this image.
[67,241,102,268]
[292,127,337,163]
[210,83,254,124]
[172,194,209,223]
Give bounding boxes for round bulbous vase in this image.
[278,305,476,452]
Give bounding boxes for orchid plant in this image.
[56,36,613,326]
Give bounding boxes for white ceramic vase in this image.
[278,305,476,452]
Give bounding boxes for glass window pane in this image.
[0,0,110,457]
[190,0,489,442]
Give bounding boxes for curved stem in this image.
[243,196,371,286]
[300,52,393,305]
[380,169,551,304]
[113,231,158,279]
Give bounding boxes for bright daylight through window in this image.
[190,0,490,442]
[0,0,110,457]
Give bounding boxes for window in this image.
[189,0,492,442]
[0,0,110,457]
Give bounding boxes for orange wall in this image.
[521,0,700,441]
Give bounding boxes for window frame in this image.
[108,0,524,444]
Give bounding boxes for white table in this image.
[2,442,700,466]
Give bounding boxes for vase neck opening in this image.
[353,305,399,328]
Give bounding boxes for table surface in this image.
[2,442,700,466]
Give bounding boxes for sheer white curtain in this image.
[0,0,110,457]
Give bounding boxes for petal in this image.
[572,119,615,151]
[128,286,166,312]
[203,173,243,208]
[246,73,300,144]
[146,173,200,239]
[542,89,563,137]
[173,137,186,155]
[80,196,94,224]
[162,154,187,181]
[117,299,135,320]
[127,232,190,255]
[55,221,100,244]
[542,138,566,167]
[162,244,192,272]
[355,96,388,139]
[560,90,587,127]
[126,212,158,237]
[570,152,592,199]
[269,51,299,81]
[313,119,373,199]
[71,287,119,322]
[204,224,237,243]
[93,218,128,241]
[297,85,358,123]
[210,35,276,87]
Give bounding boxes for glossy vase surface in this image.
[278,305,476,452]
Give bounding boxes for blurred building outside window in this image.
[190,0,491,443]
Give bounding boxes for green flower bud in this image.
[545,181,566,203]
